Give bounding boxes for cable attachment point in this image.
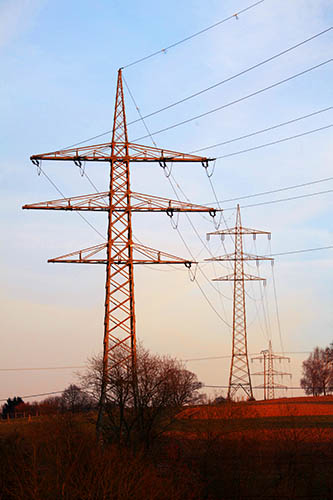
[187,262,198,282]
[209,209,223,231]
[31,158,42,175]
[167,207,179,229]
[202,159,216,178]
[74,158,86,176]
[184,261,192,269]
[166,206,174,218]
[159,159,173,178]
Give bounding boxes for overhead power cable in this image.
[35,165,186,273]
[215,123,333,159]
[129,28,332,125]
[124,76,233,327]
[0,391,63,402]
[203,385,316,390]
[223,187,333,211]
[133,59,333,141]
[207,175,333,205]
[267,245,333,257]
[192,106,332,154]
[269,242,285,355]
[0,366,85,372]
[122,0,265,69]
[63,29,332,149]
[184,351,312,362]
[202,244,333,260]
[36,166,106,240]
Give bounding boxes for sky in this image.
[1,0,332,402]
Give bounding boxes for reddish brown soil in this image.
[177,396,333,420]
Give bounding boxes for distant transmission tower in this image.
[207,205,272,400]
[23,68,218,436]
[252,340,291,400]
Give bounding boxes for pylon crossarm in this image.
[23,192,110,211]
[206,252,273,262]
[48,242,195,267]
[48,243,107,263]
[207,227,271,238]
[212,273,266,281]
[23,190,220,214]
[30,141,214,164]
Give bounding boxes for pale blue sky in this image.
[1,0,332,400]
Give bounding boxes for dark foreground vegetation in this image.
[2,346,332,499]
[0,410,332,500]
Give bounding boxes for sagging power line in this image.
[122,0,266,69]
[64,28,332,149]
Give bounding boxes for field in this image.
[173,395,333,441]
[0,396,332,499]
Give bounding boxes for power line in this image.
[222,187,333,210]
[207,175,333,205]
[0,351,314,373]
[63,29,332,149]
[270,244,285,355]
[184,351,312,362]
[267,245,333,257]
[123,77,233,328]
[192,106,332,154]
[36,165,187,274]
[0,391,63,402]
[201,244,333,260]
[129,29,333,125]
[0,366,85,372]
[203,385,317,390]
[37,166,106,240]
[133,59,333,142]
[122,0,265,69]
[215,123,333,159]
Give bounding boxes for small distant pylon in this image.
[252,340,291,400]
[206,205,272,400]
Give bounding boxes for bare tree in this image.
[80,345,202,448]
[60,384,94,413]
[300,346,333,396]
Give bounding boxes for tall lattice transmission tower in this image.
[252,340,291,400]
[206,205,272,400]
[23,68,218,434]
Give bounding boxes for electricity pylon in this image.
[206,205,272,400]
[23,69,217,436]
[251,340,291,400]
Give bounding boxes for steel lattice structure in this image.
[206,205,272,400]
[23,69,217,434]
[252,340,291,400]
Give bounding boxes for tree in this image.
[81,345,202,448]
[1,397,23,419]
[300,346,333,396]
[59,384,94,413]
